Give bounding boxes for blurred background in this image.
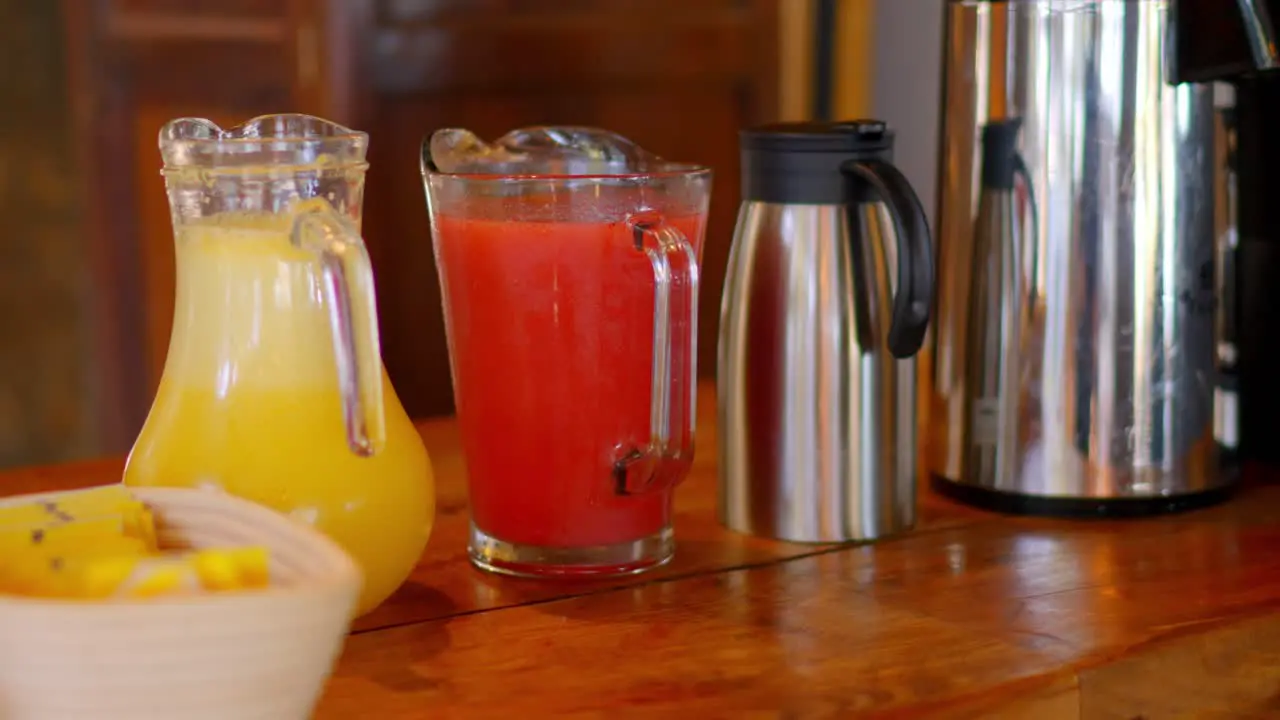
[0,0,945,469]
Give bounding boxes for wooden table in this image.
[5,385,1280,718]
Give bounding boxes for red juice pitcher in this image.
[422,127,711,577]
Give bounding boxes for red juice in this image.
[433,212,703,549]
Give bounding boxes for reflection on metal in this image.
[928,0,1228,501]
[1237,0,1280,70]
[719,203,917,542]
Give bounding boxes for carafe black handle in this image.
[841,159,935,358]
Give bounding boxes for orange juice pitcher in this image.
[124,114,434,616]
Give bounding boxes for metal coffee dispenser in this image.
[928,0,1233,515]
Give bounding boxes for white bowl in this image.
[0,485,362,720]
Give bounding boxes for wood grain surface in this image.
[4,383,1280,717]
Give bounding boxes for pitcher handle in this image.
[613,215,700,496]
[842,159,935,359]
[291,200,387,457]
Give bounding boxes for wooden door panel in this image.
[370,22,758,94]
[361,98,444,417]
[66,0,778,436]
[64,0,322,449]
[109,0,285,19]
[363,0,778,418]
[111,45,292,104]
[104,0,289,45]
[379,0,751,23]
[111,10,298,387]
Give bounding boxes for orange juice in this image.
[124,213,434,616]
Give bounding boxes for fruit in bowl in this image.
[0,485,271,600]
[0,483,362,720]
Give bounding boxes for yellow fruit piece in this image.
[0,486,270,601]
[0,517,143,553]
[0,518,151,598]
[0,485,134,524]
[134,505,158,549]
[0,557,71,598]
[125,564,197,599]
[56,486,158,551]
[0,542,151,600]
[193,547,271,591]
[110,546,273,599]
[22,554,184,600]
[103,548,271,599]
[77,555,143,599]
[0,485,158,552]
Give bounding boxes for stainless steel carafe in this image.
[928,0,1233,515]
[718,120,934,543]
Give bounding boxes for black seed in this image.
[40,502,73,523]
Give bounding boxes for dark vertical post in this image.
[812,0,837,121]
[1231,74,1280,463]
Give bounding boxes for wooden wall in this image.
[0,2,97,469]
[61,0,794,449]
[779,0,876,121]
[358,0,783,419]
[2,0,879,465]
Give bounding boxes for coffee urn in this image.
[928,0,1235,515]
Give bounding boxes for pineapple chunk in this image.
[0,556,76,597]
[193,547,271,591]
[106,558,199,599]
[0,516,148,554]
[0,527,151,599]
[88,547,272,599]
[0,486,271,601]
[0,485,158,552]
[0,485,136,523]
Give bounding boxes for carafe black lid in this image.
[741,120,895,154]
[740,120,898,204]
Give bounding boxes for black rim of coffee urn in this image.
[929,476,1237,519]
[740,120,895,204]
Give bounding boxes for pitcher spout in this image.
[159,113,368,172]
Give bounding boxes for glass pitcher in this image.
[123,114,434,616]
[422,126,711,577]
